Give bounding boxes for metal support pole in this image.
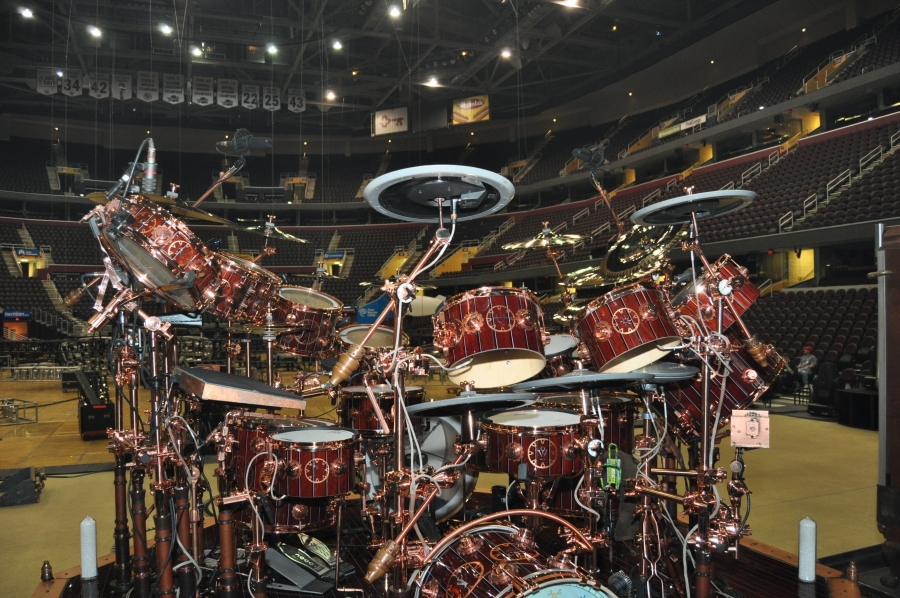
[216,509,240,598]
[112,457,132,592]
[130,472,151,598]
[175,487,196,598]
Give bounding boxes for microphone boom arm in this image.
[192,155,245,209]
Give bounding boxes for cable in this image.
[573,475,600,523]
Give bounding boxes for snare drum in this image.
[271,287,343,357]
[573,282,681,373]
[534,393,634,453]
[666,338,784,442]
[270,427,358,498]
[226,412,334,494]
[412,524,617,598]
[433,287,547,388]
[482,408,582,477]
[339,384,425,436]
[540,334,577,378]
[234,496,336,534]
[101,195,218,310]
[208,252,280,324]
[670,254,759,331]
[337,324,409,351]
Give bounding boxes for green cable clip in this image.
[605,443,622,490]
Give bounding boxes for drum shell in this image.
[534,393,634,454]
[546,476,584,518]
[667,340,784,442]
[671,255,759,331]
[339,385,425,436]
[270,288,343,357]
[207,253,280,324]
[482,408,582,477]
[433,287,546,388]
[271,428,358,498]
[234,496,336,534]
[573,283,680,373]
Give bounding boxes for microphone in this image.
[215,128,273,156]
[62,287,88,308]
[141,140,157,194]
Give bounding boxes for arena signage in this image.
[3,310,31,319]
[14,248,41,257]
[452,95,490,124]
[371,107,408,136]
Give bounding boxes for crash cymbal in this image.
[631,190,755,227]
[502,221,583,250]
[87,191,175,206]
[88,191,245,226]
[632,362,699,382]
[589,222,689,286]
[510,368,654,392]
[552,298,590,324]
[359,280,437,290]
[364,165,515,223]
[243,220,308,243]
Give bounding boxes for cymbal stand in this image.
[225,323,234,375]
[110,312,133,594]
[589,167,625,237]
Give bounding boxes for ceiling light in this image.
[267,44,277,54]
[54,127,58,131]
[159,24,172,35]
[611,25,617,31]
[628,92,633,96]
[470,132,474,136]
[802,28,806,32]
[501,49,511,58]
[388,139,392,143]
[88,26,101,37]
[560,0,578,7]
[332,40,342,50]
[19,7,33,18]
[352,70,359,76]
[389,5,401,17]
[55,70,63,77]
[425,77,438,87]
[710,60,714,64]
[326,90,336,100]
[553,118,557,122]
[191,46,202,56]
[656,31,661,36]
[461,51,467,56]
[759,106,764,110]
[146,130,150,134]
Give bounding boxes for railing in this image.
[33,308,74,335]
[591,222,611,238]
[498,218,515,235]
[642,188,661,206]
[572,207,590,224]
[720,181,735,190]
[826,169,851,199]
[741,162,762,186]
[552,221,568,233]
[666,179,678,192]
[859,146,883,175]
[757,278,773,297]
[768,149,780,168]
[617,205,635,220]
[779,211,793,232]
[803,193,818,218]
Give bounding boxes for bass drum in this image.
[412,524,616,598]
[364,417,477,523]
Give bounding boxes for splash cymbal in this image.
[502,221,582,250]
[578,222,688,287]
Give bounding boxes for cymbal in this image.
[364,165,515,223]
[359,280,437,290]
[510,368,654,392]
[87,192,240,226]
[502,221,583,250]
[243,221,308,243]
[552,298,590,324]
[405,391,537,417]
[589,222,689,286]
[631,190,755,227]
[632,362,699,382]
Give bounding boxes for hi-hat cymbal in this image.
[631,190,755,227]
[589,222,689,286]
[502,221,583,250]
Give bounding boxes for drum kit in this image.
[80,137,783,598]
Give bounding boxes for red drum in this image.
[545,476,584,518]
[100,195,218,310]
[271,287,343,357]
[234,496,336,534]
[226,412,334,494]
[534,393,635,453]
[539,334,577,378]
[270,427,358,498]
[670,255,759,332]
[573,283,681,373]
[208,252,280,324]
[666,337,785,442]
[337,324,409,352]
[433,287,547,388]
[339,384,425,437]
[482,408,582,478]
[412,525,617,598]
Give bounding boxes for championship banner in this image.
[262,86,280,111]
[371,107,408,136]
[137,71,158,102]
[192,76,214,106]
[87,73,110,99]
[286,89,306,113]
[112,74,132,100]
[451,95,489,124]
[241,83,259,109]
[61,70,83,97]
[36,68,57,96]
[217,79,238,108]
[162,73,184,104]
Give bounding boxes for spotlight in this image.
[611,25,617,31]
[461,51,467,56]
[88,26,101,37]
[759,106,764,110]
[326,90,336,100]
[389,5,401,17]
[19,7,33,18]
[159,24,172,35]
[332,40,342,50]
[710,60,715,64]
[501,49,511,58]
[352,70,359,76]
[267,44,277,54]
[628,92,633,97]
[191,47,202,56]
[425,77,438,87]
[55,70,63,77]
[802,28,806,32]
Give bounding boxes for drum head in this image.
[271,427,356,444]
[544,334,577,357]
[597,337,682,373]
[339,325,406,349]
[487,408,582,428]
[279,287,342,310]
[111,234,196,308]
[447,348,546,388]
[222,253,280,281]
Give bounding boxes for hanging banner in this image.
[162,73,184,104]
[217,79,238,108]
[137,71,158,102]
[87,72,110,99]
[371,107,408,136]
[61,69,83,97]
[261,86,280,111]
[451,94,490,124]
[36,68,57,96]
[192,75,214,106]
[111,74,132,100]
[241,83,260,109]
[286,89,306,113]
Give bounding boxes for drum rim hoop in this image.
[442,286,540,311]
[277,285,344,311]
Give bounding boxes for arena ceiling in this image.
[0,0,778,136]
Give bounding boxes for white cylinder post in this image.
[798,516,817,583]
[80,516,98,580]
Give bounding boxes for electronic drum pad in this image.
[630,189,755,227]
[363,164,515,223]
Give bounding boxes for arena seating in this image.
[832,17,900,85]
[0,277,57,312]
[0,138,55,194]
[20,220,103,265]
